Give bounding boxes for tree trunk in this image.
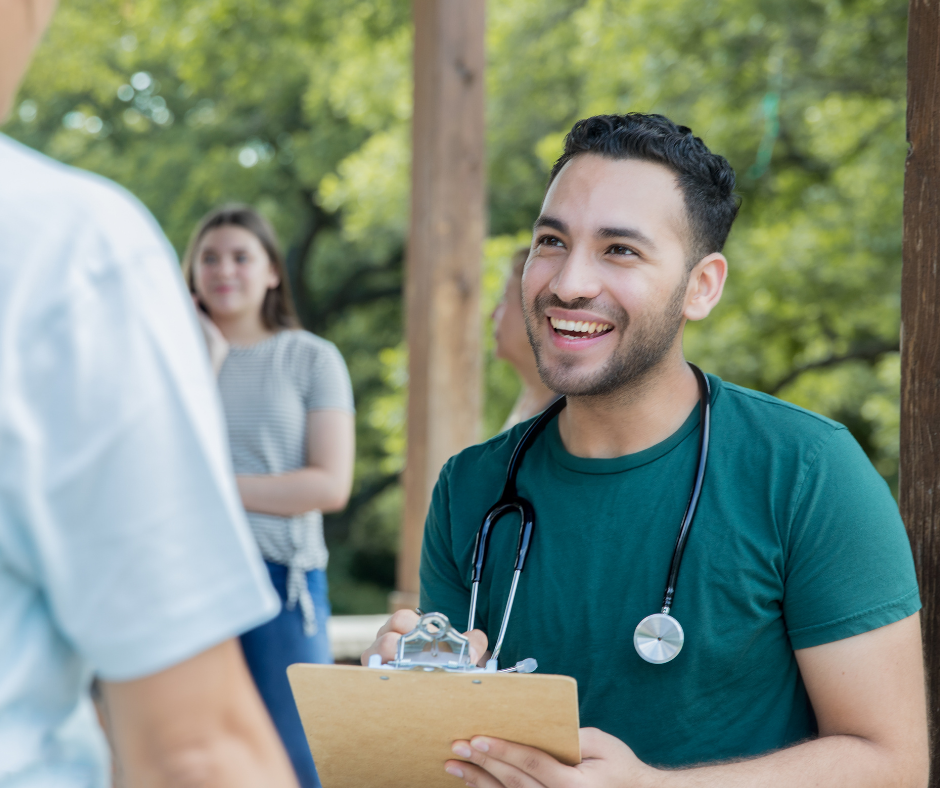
[393,0,486,610]
[901,0,940,778]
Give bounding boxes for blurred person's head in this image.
[492,246,536,374]
[523,113,734,398]
[183,204,299,331]
[0,0,59,122]
[493,245,556,429]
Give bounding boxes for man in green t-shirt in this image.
[363,113,927,787]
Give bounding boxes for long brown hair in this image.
[182,203,299,331]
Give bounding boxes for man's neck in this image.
[556,356,701,459]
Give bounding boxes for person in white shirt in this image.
[0,2,299,786]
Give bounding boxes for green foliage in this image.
[484,0,906,494]
[5,0,906,611]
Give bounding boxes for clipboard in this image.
[287,664,581,788]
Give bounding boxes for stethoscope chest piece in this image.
[633,613,684,664]
[469,364,710,670]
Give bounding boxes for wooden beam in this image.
[393,0,486,610]
[901,0,940,777]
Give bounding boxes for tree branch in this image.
[303,251,404,332]
[348,472,400,511]
[767,340,900,395]
[286,191,335,329]
[774,116,897,183]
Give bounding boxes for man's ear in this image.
[683,253,727,321]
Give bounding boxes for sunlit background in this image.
[6,0,906,613]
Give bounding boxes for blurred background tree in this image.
[4,0,906,612]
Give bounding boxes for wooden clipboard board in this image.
[287,664,581,788]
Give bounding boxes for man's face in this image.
[0,0,59,123]
[522,154,694,397]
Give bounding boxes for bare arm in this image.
[100,639,299,788]
[663,612,928,787]
[237,410,355,517]
[447,614,928,788]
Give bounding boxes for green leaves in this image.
[5,0,907,609]
[485,0,906,491]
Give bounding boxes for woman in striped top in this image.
[184,204,355,788]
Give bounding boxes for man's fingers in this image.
[360,631,402,665]
[465,628,489,666]
[377,609,419,638]
[359,609,419,666]
[447,756,543,788]
[450,737,572,788]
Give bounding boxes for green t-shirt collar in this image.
[544,375,722,475]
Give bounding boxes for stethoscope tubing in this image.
[661,368,711,615]
[468,364,711,666]
[466,396,566,637]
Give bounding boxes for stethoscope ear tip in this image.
[634,613,684,664]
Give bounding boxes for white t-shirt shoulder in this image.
[1,133,174,270]
[0,135,279,783]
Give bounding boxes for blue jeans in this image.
[241,563,332,788]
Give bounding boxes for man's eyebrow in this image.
[534,216,658,251]
[596,226,657,250]
[533,215,568,234]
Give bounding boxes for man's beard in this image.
[523,279,687,398]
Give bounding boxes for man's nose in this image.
[551,245,602,303]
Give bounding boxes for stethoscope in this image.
[466,363,711,666]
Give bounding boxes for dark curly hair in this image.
[549,113,740,265]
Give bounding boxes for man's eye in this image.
[608,244,637,256]
[536,234,565,249]
[235,254,248,263]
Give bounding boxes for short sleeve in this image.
[302,339,355,413]
[3,202,279,681]
[419,460,472,625]
[782,428,920,650]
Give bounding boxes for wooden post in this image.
[392,0,486,611]
[901,0,940,777]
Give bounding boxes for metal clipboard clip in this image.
[366,612,538,674]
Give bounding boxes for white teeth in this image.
[550,317,613,334]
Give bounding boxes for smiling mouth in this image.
[549,317,614,339]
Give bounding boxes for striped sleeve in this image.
[300,336,355,413]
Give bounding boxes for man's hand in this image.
[360,609,489,666]
[446,728,656,788]
[443,615,928,788]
